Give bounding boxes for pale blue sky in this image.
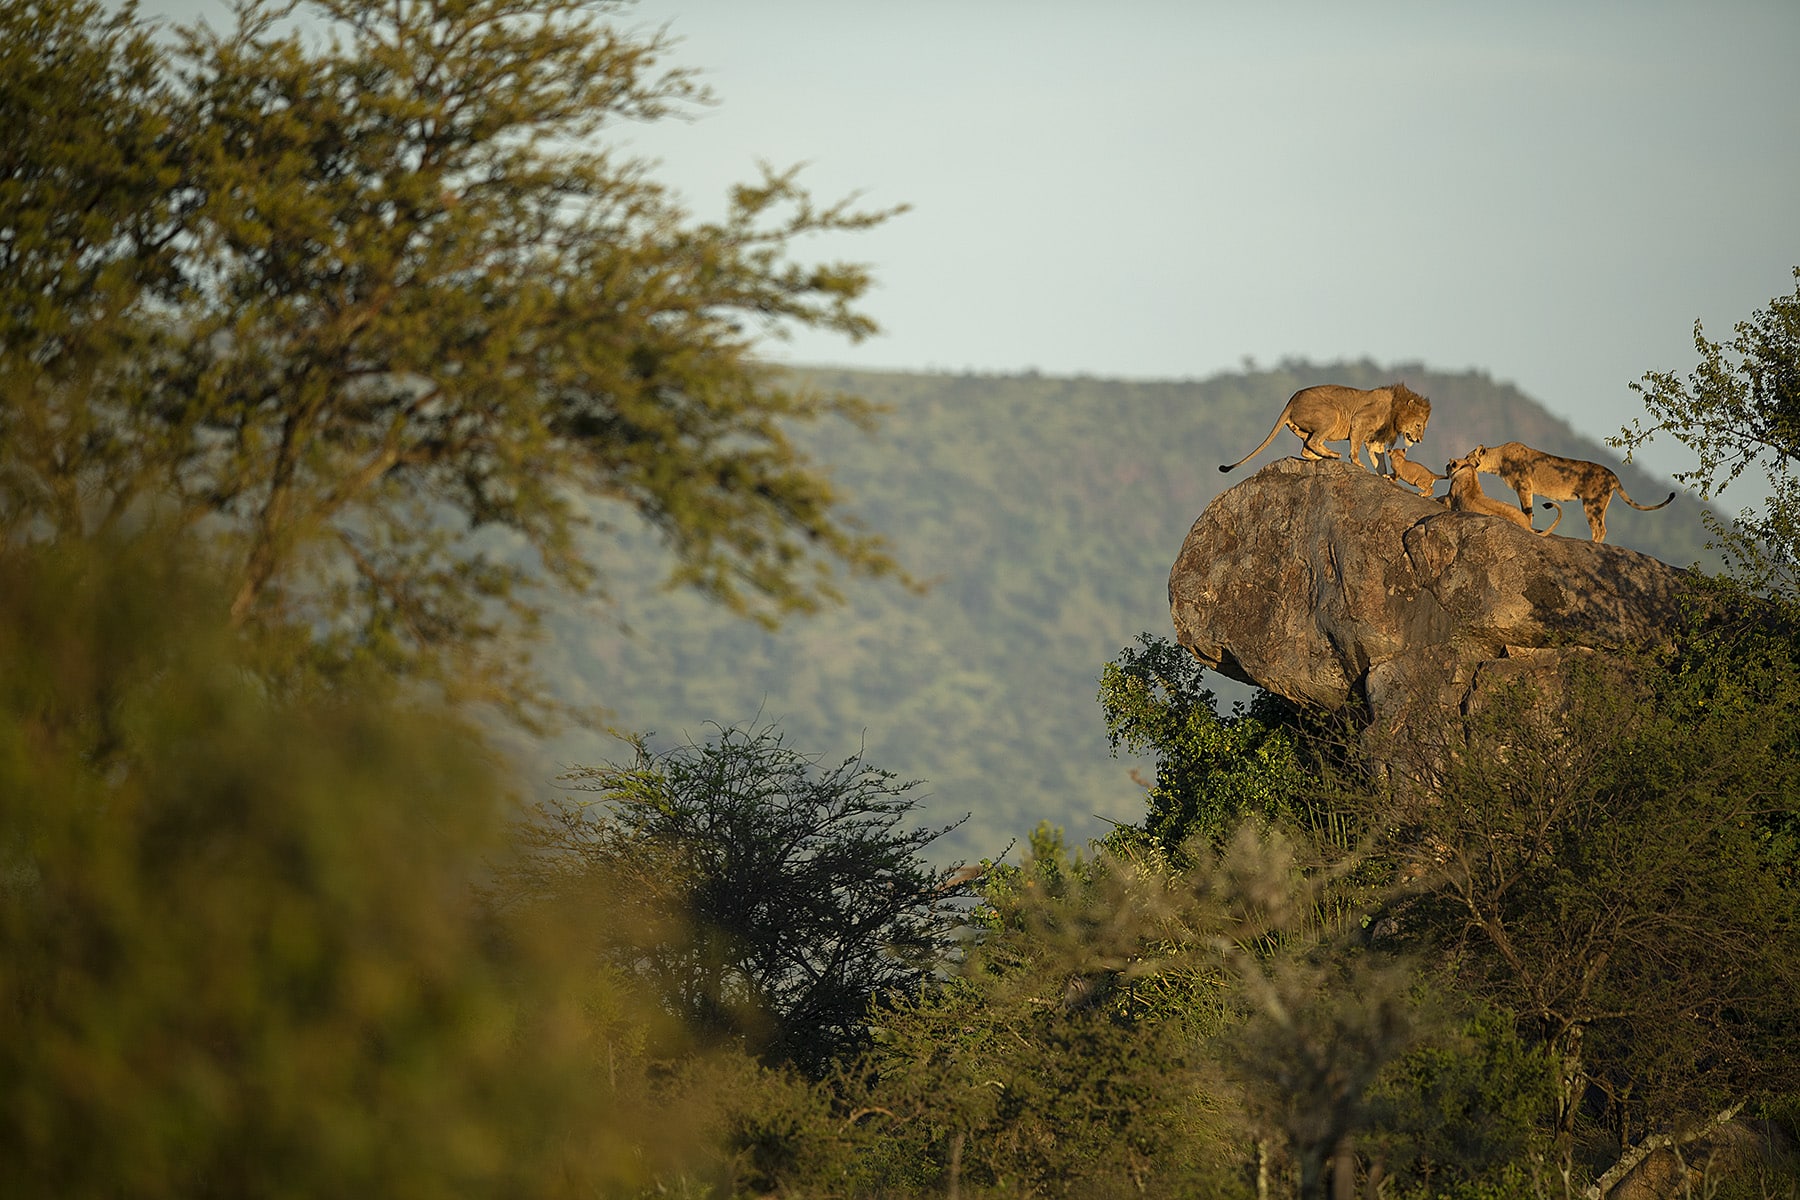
[140,0,1800,483]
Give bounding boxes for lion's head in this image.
[1457,444,1500,472]
[1446,448,1480,476]
[1390,384,1431,446]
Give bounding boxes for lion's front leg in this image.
[1515,486,1534,515]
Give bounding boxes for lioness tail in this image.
[1616,483,1676,512]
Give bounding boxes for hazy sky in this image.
[139,0,1799,482]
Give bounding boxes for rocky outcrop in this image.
[1168,458,1694,728]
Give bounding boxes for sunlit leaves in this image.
[2,0,907,719]
[1617,269,1800,596]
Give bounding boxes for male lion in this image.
[1445,452,1563,536]
[1464,442,1674,543]
[1387,444,1444,498]
[1220,384,1431,474]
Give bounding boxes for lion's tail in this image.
[1537,500,1564,537]
[1615,482,1676,512]
[1220,402,1294,473]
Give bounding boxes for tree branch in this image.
[1583,1097,1747,1199]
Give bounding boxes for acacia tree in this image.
[1,0,904,713]
[513,723,973,1077]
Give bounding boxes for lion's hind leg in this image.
[1584,495,1609,542]
[1296,421,1338,461]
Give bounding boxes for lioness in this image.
[1464,442,1673,543]
[1445,452,1563,536]
[1387,444,1444,498]
[1220,383,1431,474]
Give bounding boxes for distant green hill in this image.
[529,363,1720,862]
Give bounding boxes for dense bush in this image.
[0,537,697,1197]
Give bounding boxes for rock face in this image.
[1168,458,1693,726]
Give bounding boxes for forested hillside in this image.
[541,361,1718,860]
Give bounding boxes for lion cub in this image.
[1464,442,1673,543]
[1445,452,1563,536]
[1387,444,1444,498]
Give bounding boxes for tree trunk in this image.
[1364,1156,1386,1200]
[1330,1139,1357,1200]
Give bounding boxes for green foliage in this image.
[1223,945,1422,1199]
[847,829,1247,1199]
[1619,268,1800,596]
[840,822,1453,1199]
[510,722,974,1076]
[855,973,1236,1198]
[1,0,904,720]
[628,1052,860,1199]
[1367,1003,1558,1195]
[0,534,701,1197]
[1099,632,1308,854]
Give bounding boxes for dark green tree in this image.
[1,0,905,715]
[1616,268,1800,596]
[516,723,973,1076]
[1362,1004,1556,1198]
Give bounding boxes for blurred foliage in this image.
[0,533,731,1196]
[551,360,1724,862]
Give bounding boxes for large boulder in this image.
[1168,458,1694,728]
